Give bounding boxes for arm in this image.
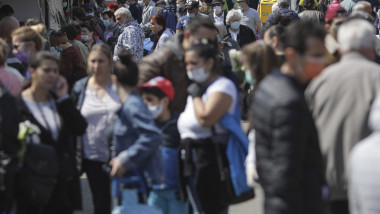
[112,101,162,177]
[193,92,232,127]
[255,19,262,38]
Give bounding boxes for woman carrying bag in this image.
[16,51,87,214]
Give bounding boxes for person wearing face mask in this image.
[177,40,237,214]
[49,30,87,92]
[11,26,44,78]
[226,9,256,49]
[176,0,187,19]
[176,0,208,33]
[129,0,143,24]
[253,21,326,214]
[208,0,228,25]
[241,41,279,188]
[80,22,103,50]
[324,6,347,63]
[84,4,106,32]
[139,76,189,214]
[237,0,262,39]
[306,19,380,214]
[101,10,121,44]
[156,0,177,31]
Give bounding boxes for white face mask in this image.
[148,102,164,119]
[187,67,209,83]
[213,6,222,14]
[81,34,90,41]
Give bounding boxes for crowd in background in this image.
[1,0,380,213]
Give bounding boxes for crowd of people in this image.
[1,0,380,213]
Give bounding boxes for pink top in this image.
[328,0,342,10]
[0,66,22,96]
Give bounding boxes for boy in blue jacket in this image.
[140,76,188,214]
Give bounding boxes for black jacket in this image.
[226,24,256,49]
[252,70,325,214]
[17,94,87,211]
[0,83,21,211]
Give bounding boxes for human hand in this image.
[187,82,204,98]
[55,76,68,98]
[109,157,126,177]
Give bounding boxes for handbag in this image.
[19,142,58,206]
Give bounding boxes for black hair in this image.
[303,0,316,10]
[187,16,218,36]
[140,87,167,99]
[0,5,14,16]
[30,51,60,69]
[50,29,66,37]
[113,50,139,87]
[61,24,81,40]
[283,20,325,54]
[80,21,96,32]
[271,14,293,28]
[187,39,219,72]
[71,6,86,20]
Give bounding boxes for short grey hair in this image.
[338,19,375,53]
[114,7,132,18]
[352,1,371,12]
[226,9,243,25]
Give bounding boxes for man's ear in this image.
[162,96,170,109]
[184,30,190,39]
[284,47,297,61]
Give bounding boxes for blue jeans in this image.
[148,189,189,214]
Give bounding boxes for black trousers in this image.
[180,138,230,214]
[328,200,349,214]
[82,159,111,214]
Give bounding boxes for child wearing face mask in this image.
[139,76,189,214]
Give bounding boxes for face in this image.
[185,50,213,73]
[295,37,326,81]
[214,3,223,7]
[116,14,128,25]
[87,50,112,75]
[103,14,113,23]
[81,27,93,39]
[31,59,59,91]
[329,17,345,39]
[12,35,34,56]
[187,8,198,14]
[237,0,246,7]
[150,19,163,33]
[142,92,161,107]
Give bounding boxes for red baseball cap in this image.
[139,76,175,101]
[325,6,347,23]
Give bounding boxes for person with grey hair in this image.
[352,1,372,14]
[306,19,380,214]
[214,22,240,66]
[113,7,144,63]
[225,9,256,48]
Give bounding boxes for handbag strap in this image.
[212,126,227,182]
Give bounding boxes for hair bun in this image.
[117,49,135,66]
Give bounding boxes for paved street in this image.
[74,176,264,214]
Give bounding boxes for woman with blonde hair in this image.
[11,26,44,77]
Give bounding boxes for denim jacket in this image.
[113,92,164,186]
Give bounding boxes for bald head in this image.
[0,16,20,43]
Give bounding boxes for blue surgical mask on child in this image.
[148,103,164,119]
[103,19,110,27]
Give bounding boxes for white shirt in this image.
[229,28,239,41]
[81,85,120,162]
[214,11,224,24]
[178,77,237,140]
[155,28,175,52]
[241,8,261,33]
[23,98,61,142]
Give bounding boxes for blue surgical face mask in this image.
[87,13,94,16]
[188,12,195,18]
[230,21,240,30]
[55,46,63,53]
[245,71,255,86]
[103,19,110,27]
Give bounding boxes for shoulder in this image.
[72,76,90,94]
[207,77,237,98]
